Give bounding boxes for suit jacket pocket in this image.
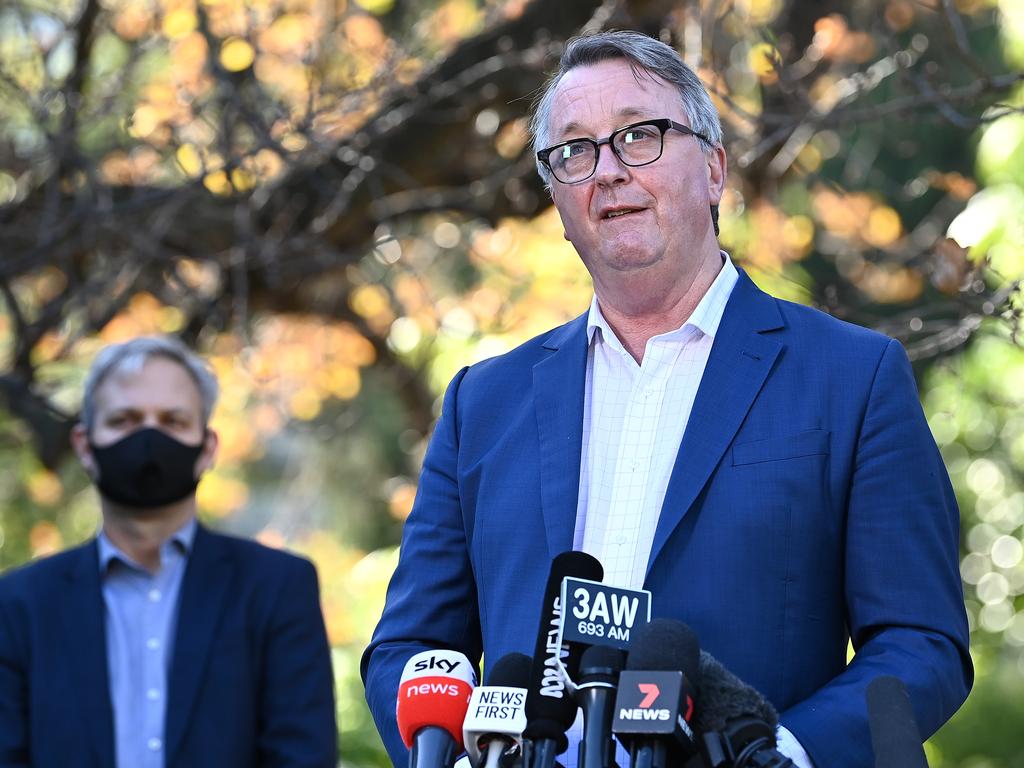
[732,429,830,466]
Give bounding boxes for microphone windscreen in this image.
[578,644,625,685]
[525,551,603,741]
[397,649,476,747]
[867,675,928,768]
[625,618,701,684]
[486,652,533,688]
[695,650,778,732]
[463,654,530,764]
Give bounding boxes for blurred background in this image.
[1,0,1023,764]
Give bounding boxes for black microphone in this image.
[611,618,701,768]
[524,551,604,768]
[695,651,793,768]
[577,645,625,768]
[867,675,928,768]
[463,652,533,768]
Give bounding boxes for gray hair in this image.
[529,30,724,185]
[81,336,219,434]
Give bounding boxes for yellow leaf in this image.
[129,105,161,138]
[196,473,249,517]
[350,284,391,320]
[162,8,197,39]
[230,167,254,191]
[203,169,232,195]
[746,0,783,24]
[748,42,780,79]
[782,215,815,253]
[327,366,361,400]
[114,6,151,40]
[29,521,63,557]
[158,305,185,332]
[797,143,822,172]
[260,13,318,56]
[27,471,63,507]
[344,14,386,51]
[354,0,395,15]
[289,388,323,420]
[865,206,903,247]
[220,37,255,72]
[176,144,203,176]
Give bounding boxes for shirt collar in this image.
[586,251,739,347]
[97,517,198,574]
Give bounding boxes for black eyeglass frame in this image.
[536,118,712,185]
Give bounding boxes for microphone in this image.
[611,618,701,768]
[524,551,604,768]
[576,644,625,768]
[695,651,793,768]
[398,649,478,768]
[463,652,532,768]
[866,675,928,768]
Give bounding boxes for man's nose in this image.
[593,142,629,186]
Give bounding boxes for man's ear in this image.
[70,423,98,479]
[195,428,219,477]
[706,143,727,206]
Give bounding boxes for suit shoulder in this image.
[460,315,584,384]
[202,528,316,576]
[772,295,894,352]
[0,542,94,600]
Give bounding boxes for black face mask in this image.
[90,427,205,509]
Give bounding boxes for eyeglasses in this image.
[537,118,711,185]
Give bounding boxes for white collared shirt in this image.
[572,254,738,585]
[561,254,814,768]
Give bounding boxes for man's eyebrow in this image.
[551,108,655,141]
[103,406,140,417]
[102,406,192,418]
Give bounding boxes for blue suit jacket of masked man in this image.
[0,523,337,768]
[361,269,972,768]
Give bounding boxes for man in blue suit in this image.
[0,336,337,768]
[363,31,972,768]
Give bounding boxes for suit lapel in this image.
[647,271,784,575]
[164,525,233,766]
[62,541,115,768]
[534,314,590,558]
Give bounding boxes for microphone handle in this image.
[578,686,617,768]
[410,725,459,768]
[479,738,518,768]
[528,737,563,768]
[482,740,504,768]
[630,742,669,768]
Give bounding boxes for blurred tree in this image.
[2,0,1024,765]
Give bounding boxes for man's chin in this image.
[596,250,663,275]
[103,497,195,518]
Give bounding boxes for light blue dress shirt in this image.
[97,519,195,768]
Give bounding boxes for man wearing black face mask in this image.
[0,336,338,768]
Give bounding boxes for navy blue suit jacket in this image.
[362,270,972,767]
[0,524,337,768]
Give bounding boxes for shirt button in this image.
[147,689,161,701]
[146,638,160,651]
[148,589,161,602]
[147,737,162,751]
[615,534,627,545]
